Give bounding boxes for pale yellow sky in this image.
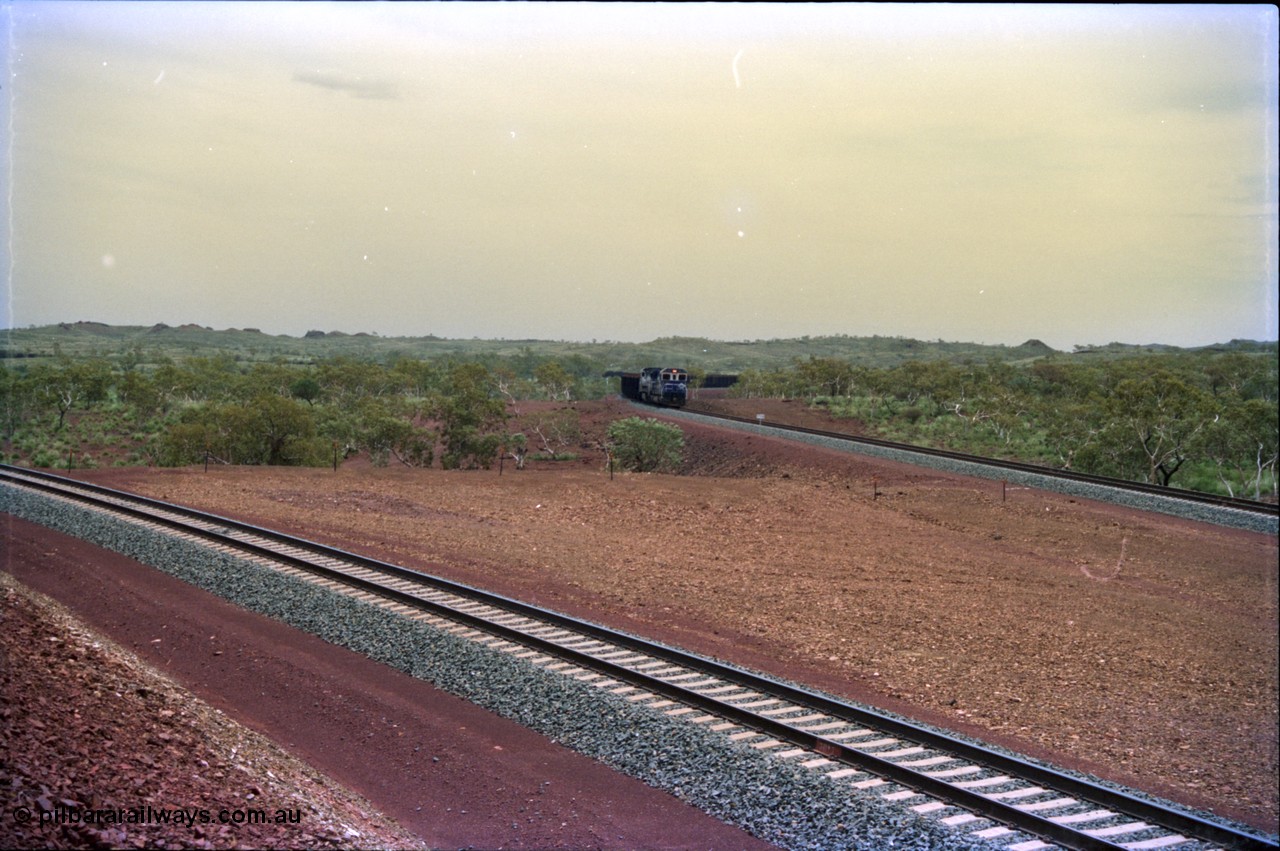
[3,2,1277,349]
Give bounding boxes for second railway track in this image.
[2,464,1275,851]
[667,403,1278,534]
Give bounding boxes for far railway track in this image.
[2,463,1274,851]
[675,402,1279,523]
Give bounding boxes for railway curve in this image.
[3,464,1275,851]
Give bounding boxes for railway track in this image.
[671,403,1279,531]
[2,464,1275,851]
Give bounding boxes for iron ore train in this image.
[620,367,689,407]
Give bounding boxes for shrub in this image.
[30,449,59,468]
[607,417,683,473]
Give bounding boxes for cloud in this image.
[292,70,399,100]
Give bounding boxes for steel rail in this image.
[677,404,1279,517]
[2,464,1276,850]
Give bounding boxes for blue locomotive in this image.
[620,367,689,407]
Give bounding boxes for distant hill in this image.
[2,321,1274,373]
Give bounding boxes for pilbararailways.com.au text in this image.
[13,804,302,828]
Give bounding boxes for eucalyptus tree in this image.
[26,358,112,431]
[158,394,322,466]
[173,354,245,402]
[1202,396,1279,499]
[390,357,441,400]
[728,368,791,399]
[350,396,434,467]
[288,375,323,406]
[792,356,857,398]
[251,393,323,465]
[435,362,507,469]
[315,357,396,406]
[533,360,576,401]
[244,361,304,401]
[1079,371,1216,487]
[118,369,163,425]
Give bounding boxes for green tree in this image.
[888,360,961,406]
[729,368,789,399]
[160,396,322,466]
[316,357,395,405]
[289,375,323,406]
[436,362,507,469]
[491,365,531,412]
[1039,397,1104,469]
[175,354,244,402]
[607,417,683,473]
[253,394,321,465]
[533,360,576,401]
[149,360,188,412]
[246,362,303,400]
[352,397,434,467]
[118,370,163,426]
[157,420,218,467]
[1201,352,1259,398]
[1202,396,1279,499]
[27,359,111,430]
[793,356,857,397]
[390,358,441,399]
[1079,373,1215,486]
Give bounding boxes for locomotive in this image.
[621,367,689,407]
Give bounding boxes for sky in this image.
[2,2,1277,351]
